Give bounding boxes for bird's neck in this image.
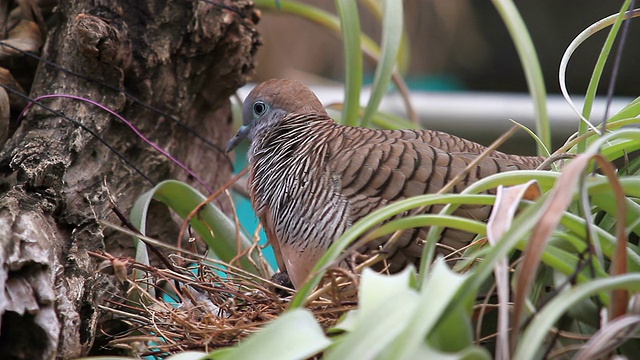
[249,112,334,163]
[247,113,337,215]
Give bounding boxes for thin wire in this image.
[0,41,234,170]
[602,1,636,133]
[21,93,214,193]
[0,83,155,185]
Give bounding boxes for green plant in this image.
[110,0,640,358]
[211,1,640,358]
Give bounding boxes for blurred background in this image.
[245,0,639,154]
[234,0,639,268]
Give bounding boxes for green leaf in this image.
[167,352,209,360]
[361,0,403,127]
[130,180,270,275]
[558,0,637,152]
[410,344,492,360]
[335,0,363,126]
[492,0,550,155]
[205,309,331,360]
[290,194,499,308]
[514,274,640,360]
[381,259,472,359]
[369,109,418,130]
[75,357,139,360]
[608,96,640,123]
[326,268,420,359]
[427,302,474,352]
[357,267,418,320]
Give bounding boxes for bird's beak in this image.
[226,125,250,153]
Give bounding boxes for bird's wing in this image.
[414,129,545,169]
[325,127,527,267]
[328,128,524,217]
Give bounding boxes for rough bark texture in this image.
[0,1,260,358]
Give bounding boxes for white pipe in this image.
[238,84,635,140]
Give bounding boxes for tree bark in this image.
[0,1,259,358]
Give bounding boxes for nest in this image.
[90,251,356,357]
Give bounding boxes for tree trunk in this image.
[0,1,259,358]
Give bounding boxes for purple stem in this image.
[19,94,214,194]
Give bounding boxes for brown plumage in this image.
[227,79,545,288]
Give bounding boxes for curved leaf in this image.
[361,0,403,127]
[130,180,270,275]
[206,309,331,360]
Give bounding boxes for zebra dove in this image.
[227,79,544,289]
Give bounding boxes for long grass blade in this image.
[491,0,550,155]
[335,0,363,126]
[360,0,403,127]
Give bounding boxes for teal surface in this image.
[230,74,462,274]
[232,142,278,271]
[364,74,464,91]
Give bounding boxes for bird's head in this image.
[226,79,327,153]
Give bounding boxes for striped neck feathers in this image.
[248,112,334,213]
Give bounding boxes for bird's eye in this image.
[253,101,268,116]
